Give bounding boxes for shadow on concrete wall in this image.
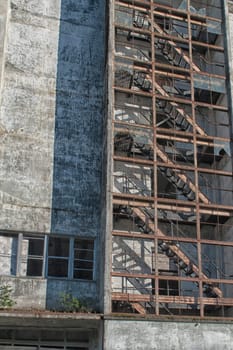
[47,0,106,309]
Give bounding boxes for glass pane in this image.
[74,260,93,269]
[27,259,43,277]
[47,258,68,277]
[74,239,94,250]
[48,237,69,257]
[74,270,93,280]
[27,237,44,256]
[74,250,93,260]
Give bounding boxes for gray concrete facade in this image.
[0,0,106,311]
[104,319,233,350]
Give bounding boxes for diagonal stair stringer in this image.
[132,207,223,298]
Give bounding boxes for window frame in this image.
[46,236,95,281]
[0,232,95,281]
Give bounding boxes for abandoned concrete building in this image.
[1,0,233,349]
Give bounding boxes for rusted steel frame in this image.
[112,198,232,217]
[115,53,152,66]
[154,88,206,136]
[159,65,224,82]
[186,0,203,314]
[194,101,228,110]
[156,145,209,203]
[113,155,153,166]
[155,4,222,24]
[112,272,233,284]
[116,0,150,10]
[112,230,233,246]
[115,23,224,53]
[199,201,233,212]
[113,192,154,202]
[112,230,156,240]
[112,230,198,243]
[114,87,227,110]
[158,196,233,214]
[131,302,146,314]
[114,125,153,136]
[197,168,233,176]
[154,93,192,106]
[115,60,151,71]
[150,0,159,316]
[112,230,233,247]
[155,69,190,80]
[192,168,232,177]
[113,120,152,130]
[157,127,230,140]
[156,133,194,143]
[115,71,222,137]
[153,31,224,52]
[199,238,233,247]
[112,272,198,283]
[113,122,231,146]
[155,92,228,110]
[153,21,200,72]
[155,62,190,74]
[115,59,190,80]
[114,24,151,36]
[159,237,233,247]
[114,152,209,203]
[157,136,232,157]
[114,86,152,97]
[113,199,154,210]
[112,271,155,279]
[113,193,233,213]
[112,292,233,306]
[113,125,194,143]
[116,0,222,25]
[192,40,224,52]
[131,207,222,297]
[115,54,226,81]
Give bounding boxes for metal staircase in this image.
[113,4,226,315]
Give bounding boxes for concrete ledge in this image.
[0,309,102,328]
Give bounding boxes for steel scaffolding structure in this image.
[110,0,233,318]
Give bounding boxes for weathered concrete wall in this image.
[0,0,60,232]
[51,0,105,236]
[0,0,106,311]
[104,319,233,350]
[50,0,106,309]
[0,276,47,309]
[46,279,98,310]
[0,0,106,234]
[0,0,9,94]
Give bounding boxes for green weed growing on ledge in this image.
[0,284,15,308]
[59,292,91,313]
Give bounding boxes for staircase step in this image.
[132,207,222,298]
[131,302,146,314]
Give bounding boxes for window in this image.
[47,237,70,278]
[0,233,94,281]
[74,239,94,280]
[47,236,94,280]
[24,236,45,277]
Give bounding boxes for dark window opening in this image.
[47,237,69,278]
[74,239,94,280]
[25,236,44,277]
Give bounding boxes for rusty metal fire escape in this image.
[111,0,233,317]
